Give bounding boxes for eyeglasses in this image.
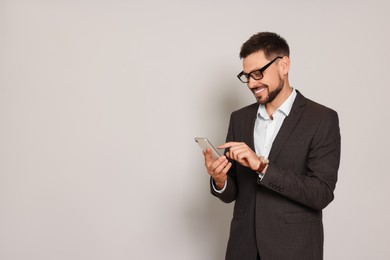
[237,56,282,83]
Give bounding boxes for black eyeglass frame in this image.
[237,56,283,83]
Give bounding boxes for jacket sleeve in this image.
[260,110,341,210]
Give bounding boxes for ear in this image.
[279,56,290,75]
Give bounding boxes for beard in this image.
[257,77,284,105]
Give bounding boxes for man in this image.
[203,32,341,260]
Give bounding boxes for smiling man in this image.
[203,32,341,260]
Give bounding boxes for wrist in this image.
[256,156,269,174]
[214,180,225,190]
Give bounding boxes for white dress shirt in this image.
[254,88,297,158]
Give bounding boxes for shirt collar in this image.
[258,88,297,119]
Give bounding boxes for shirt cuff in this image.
[212,180,227,193]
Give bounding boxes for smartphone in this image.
[194,137,222,160]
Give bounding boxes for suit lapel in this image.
[245,103,259,152]
[268,91,307,161]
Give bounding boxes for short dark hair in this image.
[239,32,290,59]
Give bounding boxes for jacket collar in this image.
[268,90,307,161]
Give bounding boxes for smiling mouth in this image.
[252,87,267,96]
[254,88,264,94]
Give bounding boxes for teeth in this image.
[254,88,264,94]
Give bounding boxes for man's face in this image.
[242,51,284,105]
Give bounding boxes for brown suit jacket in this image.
[211,91,341,260]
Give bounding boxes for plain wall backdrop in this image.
[1,0,390,259]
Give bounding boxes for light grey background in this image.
[1,0,389,259]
